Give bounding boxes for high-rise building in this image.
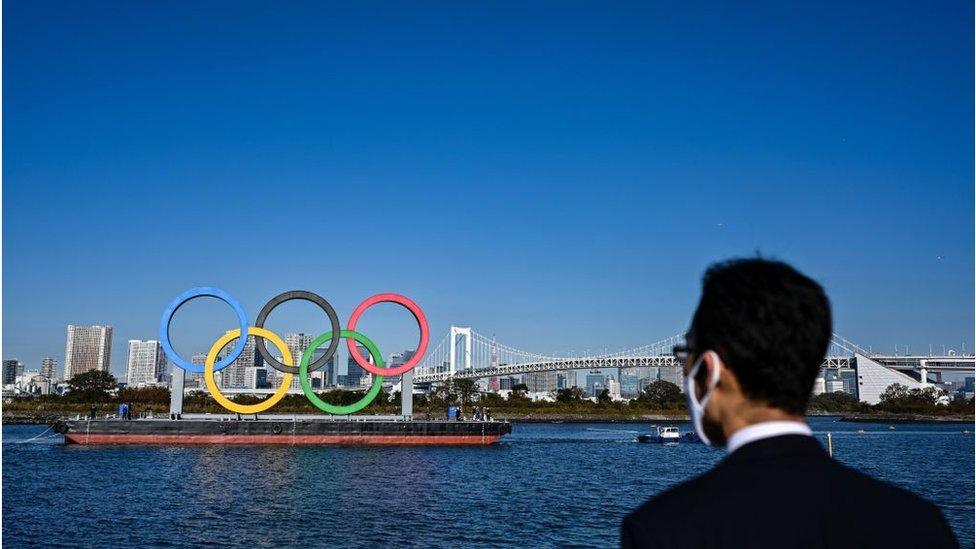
[820,368,857,398]
[188,353,207,387]
[244,367,269,389]
[284,333,314,368]
[619,372,639,397]
[586,374,604,396]
[309,348,333,388]
[284,333,315,390]
[3,360,20,386]
[218,333,263,389]
[40,357,58,380]
[63,325,113,380]
[606,377,621,399]
[812,376,826,396]
[390,350,416,368]
[524,371,559,392]
[387,349,417,385]
[499,376,518,390]
[839,369,858,397]
[345,344,372,387]
[125,340,167,387]
[658,367,683,389]
[558,372,576,389]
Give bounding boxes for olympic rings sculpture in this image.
[158,287,429,415]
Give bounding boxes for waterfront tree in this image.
[555,387,586,403]
[807,391,859,413]
[635,380,683,409]
[66,370,117,402]
[454,379,480,404]
[877,383,948,412]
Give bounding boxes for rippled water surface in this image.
[3,418,973,548]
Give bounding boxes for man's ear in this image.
[709,353,742,396]
[700,351,724,388]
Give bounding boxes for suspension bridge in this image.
[412,326,975,388]
[208,326,973,406]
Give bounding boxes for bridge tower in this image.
[449,326,472,375]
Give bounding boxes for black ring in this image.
[254,290,341,374]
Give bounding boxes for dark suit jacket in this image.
[621,435,957,548]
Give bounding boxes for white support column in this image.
[169,367,184,418]
[449,326,473,375]
[919,360,928,387]
[449,335,456,375]
[401,368,413,418]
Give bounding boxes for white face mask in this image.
[684,351,722,446]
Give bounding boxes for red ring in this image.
[346,293,429,377]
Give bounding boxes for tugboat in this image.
[637,425,700,444]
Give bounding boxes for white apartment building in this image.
[125,340,167,387]
[63,325,112,379]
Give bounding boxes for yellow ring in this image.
[204,327,294,414]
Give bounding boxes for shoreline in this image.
[837,413,975,424]
[4,410,973,425]
[497,414,689,423]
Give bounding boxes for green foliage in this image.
[453,379,480,404]
[12,376,972,421]
[507,384,530,405]
[479,392,507,407]
[808,391,860,413]
[66,370,117,402]
[877,383,949,413]
[554,387,586,403]
[117,386,170,404]
[634,380,684,409]
[431,383,458,405]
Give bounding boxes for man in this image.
[621,258,957,548]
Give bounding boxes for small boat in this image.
[637,426,700,444]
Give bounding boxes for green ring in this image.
[300,329,385,415]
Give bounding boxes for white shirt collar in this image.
[726,421,812,454]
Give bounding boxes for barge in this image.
[53,416,512,446]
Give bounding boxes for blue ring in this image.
[158,287,249,373]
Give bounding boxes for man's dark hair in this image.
[691,258,831,415]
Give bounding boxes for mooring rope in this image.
[12,425,56,443]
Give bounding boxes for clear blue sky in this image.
[3,1,973,378]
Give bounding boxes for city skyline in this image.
[3,2,972,376]
[6,317,974,384]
